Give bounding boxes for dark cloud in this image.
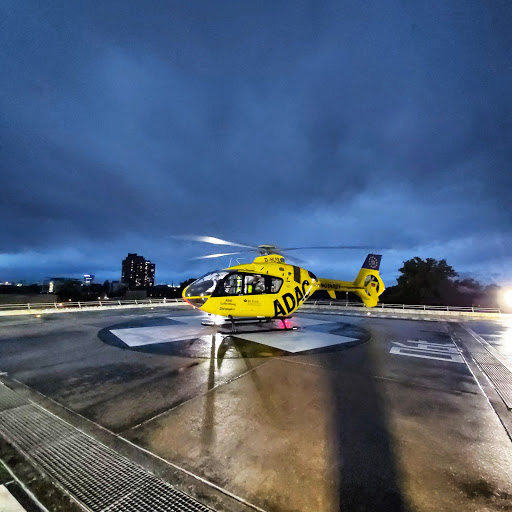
[1,0,511,284]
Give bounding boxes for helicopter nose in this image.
[183,296,209,308]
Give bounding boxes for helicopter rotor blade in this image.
[282,246,384,251]
[281,254,307,264]
[174,235,257,250]
[192,251,249,260]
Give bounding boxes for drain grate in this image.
[456,326,512,411]
[477,363,512,409]
[0,406,76,451]
[469,351,512,410]
[469,351,499,365]
[32,435,153,512]
[0,384,215,512]
[105,478,215,512]
[0,385,29,411]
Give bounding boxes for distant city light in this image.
[83,274,94,286]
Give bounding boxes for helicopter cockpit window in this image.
[212,273,283,296]
[245,274,266,294]
[270,277,283,293]
[216,273,244,296]
[184,271,228,297]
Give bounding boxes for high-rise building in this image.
[121,253,155,289]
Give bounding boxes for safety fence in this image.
[307,300,504,314]
[0,297,508,317]
[0,298,185,314]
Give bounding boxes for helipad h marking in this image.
[110,316,356,352]
[233,331,357,353]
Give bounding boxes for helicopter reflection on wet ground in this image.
[0,309,511,512]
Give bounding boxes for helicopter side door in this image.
[209,272,247,315]
[241,273,284,317]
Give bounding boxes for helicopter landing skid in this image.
[215,316,297,335]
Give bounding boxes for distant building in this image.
[109,281,124,294]
[121,253,155,289]
[48,277,82,294]
[83,274,94,286]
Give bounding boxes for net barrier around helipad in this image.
[0,383,216,512]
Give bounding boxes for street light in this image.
[504,289,512,308]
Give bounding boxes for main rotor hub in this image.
[258,244,279,255]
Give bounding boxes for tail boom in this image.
[315,254,385,307]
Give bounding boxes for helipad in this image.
[109,315,363,353]
[0,308,511,512]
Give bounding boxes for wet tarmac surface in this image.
[0,308,511,511]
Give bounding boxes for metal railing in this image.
[0,297,505,315]
[303,300,503,314]
[0,297,185,312]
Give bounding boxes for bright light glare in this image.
[504,289,512,307]
[213,315,225,326]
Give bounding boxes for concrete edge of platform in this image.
[0,375,263,512]
[0,459,53,512]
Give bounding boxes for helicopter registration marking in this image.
[263,256,285,263]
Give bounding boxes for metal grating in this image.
[0,406,76,451]
[31,435,153,512]
[477,363,512,409]
[471,351,502,365]
[105,478,214,512]
[0,385,29,411]
[0,384,215,512]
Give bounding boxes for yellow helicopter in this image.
[181,236,385,321]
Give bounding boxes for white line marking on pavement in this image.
[390,340,465,363]
[234,331,357,353]
[112,316,336,349]
[0,485,28,512]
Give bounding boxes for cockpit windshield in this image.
[184,270,229,297]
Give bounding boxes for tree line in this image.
[380,257,498,307]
